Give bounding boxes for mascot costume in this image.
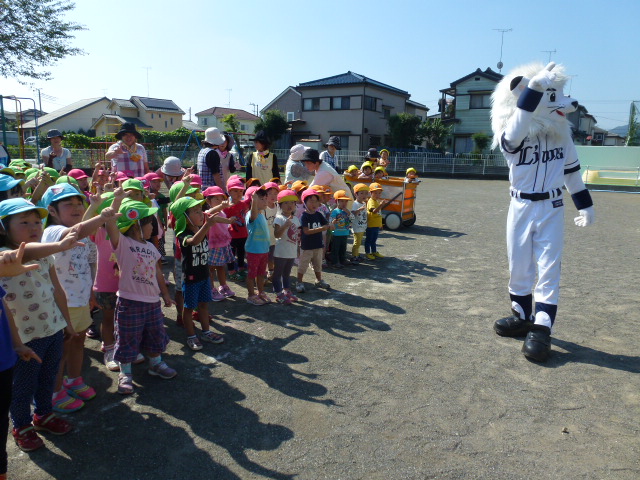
[491,62,595,362]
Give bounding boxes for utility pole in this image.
[142,67,151,96]
[225,89,232,108]
[493,28,512,72]
[249,103,258,116]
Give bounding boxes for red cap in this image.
[203,186,226,197]
[68,168,88,180]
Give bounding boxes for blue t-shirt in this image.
[0,286,17,371]
[300,211,327,250]
[244,211,270,254]
[330,207,351,236]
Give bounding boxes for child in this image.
[263,182,280,281]
[329,190,353,268]
[0,174,24,202]
[405,167,420,183]
[272,189,301,304]
[344,165,360,184]
[143,171,169,259]
[296,189,334,293]
[373,166,388,181]
[41,184,120,412]
[224,178,250,281]
[203,186,237,299]
[351,184,369,262]
[0,199,88,452]
[269,177,282,186]
[106,199,176,394]
[365,183,385,260]
[358,162,374,181]
[244,186,272,305]
[68,169,91,199]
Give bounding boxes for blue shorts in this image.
[182,278,213,310]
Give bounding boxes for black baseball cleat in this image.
[522,325,552,362]
[494,309,533,337]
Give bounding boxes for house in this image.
[194,107,260,133]
[21,98,110,137]
[92,97,185,136]
[261,72,428,151]
[567,104,597,145]
[439,67,503,153]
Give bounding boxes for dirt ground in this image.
[7,178,640,480]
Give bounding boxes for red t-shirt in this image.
[223,200,250,239]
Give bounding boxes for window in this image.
[165,121,167,128]
[170,117,173,125]
[159,113,162,118]
[470,94,491,109]
[369,135,381,147]
[151,113,154,119]
[332,96,351,110]
[240,124,247,131]
[303,98,320,111]
[364,96,377,111]
[383,107,391,119]
[338,135,349,150]
[203,118,208,126]
[287,111,295,122]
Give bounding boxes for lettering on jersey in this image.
[516,143,564,167]
[552,199,563,208]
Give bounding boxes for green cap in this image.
[169,181,198,203]
[23,168,38,177]
[116,198,158,233]
[122,179,145,192]
[56,175,79,187]
[96,192,115,214]
[43,167,60,180]
[168,196,204,237]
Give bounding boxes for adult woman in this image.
[158,156,185,190]
[41,129,72,172]
[105,122,149,178]
[284,144,313,185]
[196,128,239,190]
[319,136,341,170]
[301,149,352,199]
[245,130,279,185]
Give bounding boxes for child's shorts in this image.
[173,260,183,292]
[208,245,235,267]
[182,278,213,309]
[95,291,117,310]
[246,252,268,278]
[68,305,93,332]
[114,297,168,364]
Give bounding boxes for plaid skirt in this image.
[208,244,235,266]
[114,297,169,364]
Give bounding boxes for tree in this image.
[422,118,451,152]
[0,0,85,82]
[625,102,639,147]
[254,110,289,142]
[387,113,426,148]
[471,132,491,154]
[222,113,241,133]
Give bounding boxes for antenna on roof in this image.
[225,89,232,108]
[493,28,512,72]
[541,49,557,63]
[142,67,151,96]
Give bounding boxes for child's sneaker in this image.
[12,425,44,452]
[187,336,203,351]
[63,376,96,401]
[33,413,73,435]
[211,289,226,302]
[201,330,225,344]
[104,347,120,372]
[314,279,330,289]
[85,322,100,339]
[117,374,134,395]
[373,251,385,258]
[219,285,235,297]
[246,294,267,306]
[285,289,299,302]
[133,353,146,365]
[366,253,376,260]
[148,361,177,379]
[295,282,306,293]
[276,292,292,305]
[258,292,272,304]
[52,389,84,413]
[228,272,241,281]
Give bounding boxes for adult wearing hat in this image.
[245,130,279,186]
[105,122,149,178]
[196,128,227,190]
[320,136,341,170]
[41,129,73,173]
[365,147,379,160]
[301,149,353,200]
[284,144,313,185]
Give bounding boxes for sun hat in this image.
[46,129,64,140]
[365,148,379,159]
[40,184,85,220]
[277,189,297,203]
[251,130,271,146]
[122,179,145,192]
[361,161,374,171]
[169,197,204,237]
[202,186,226,198]
[9,160,30,169]
[288,144,309,161]
[346,165,359,173]
[68,168,88,180]
[189,174,203,187]
[95,192,115,214]
[406,167,417,175]
[278,184,288,191]
[245,185,267,201]
[369,182,383,191]
[245,178,261,187]
[333,190,350,201]
[115,122,142,140]
[160,156,184,177]
[117,199,158,233]
[227,180,245,192]
[301,188,320,204]
[262,181,279,192]
[269,177,282,184]
[23,167,38,178]
[309,184,326,193]
[204,127,225,146]
[379,149,390,156]
[55,175,79,187]
[301,149,321,163]
[0,173,24,192]
[0,198,48,221]
[42,167,60,180]
[324,136,342,150]
[227,174,243,184]
[169,181,199,203]
[353,183,370,193]
[291,180,308,193]
[374,166,387,174]
[115,171,130,182]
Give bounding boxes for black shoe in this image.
[494,309,533,337]
[522,325,552,362]
[85,323,100,340]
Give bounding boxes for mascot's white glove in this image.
[574,206,595,227]
[528,62,557,92]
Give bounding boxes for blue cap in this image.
[0,198,48,220]
[39,183,84,209]
[0,173,24,192]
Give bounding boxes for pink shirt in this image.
[207,212,232,248]
[93,228,120,293]
[113,234,161,303]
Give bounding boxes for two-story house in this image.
[439,68,503,153]
[567,104,597,145]
[21,98,109,137]
[195,107,260,133]
[262,72,428,151]
[92,96,185,136]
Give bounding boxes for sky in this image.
[1,0,639,131]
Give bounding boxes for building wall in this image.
[264,90,302,122]
[24,99,111,136]
[138,110,182,132]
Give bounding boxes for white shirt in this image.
[273,214,300,259]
